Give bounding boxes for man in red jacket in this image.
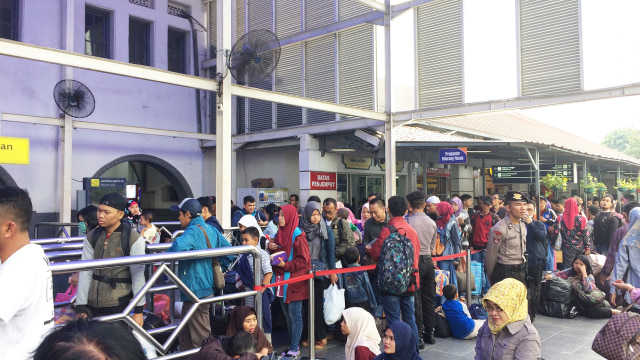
[369,195,421,350]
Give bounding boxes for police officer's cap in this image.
[505,190,529,205]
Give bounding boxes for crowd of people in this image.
[2,184,640,360]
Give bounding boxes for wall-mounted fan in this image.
[53,79,95,118]
[228,30,281,86]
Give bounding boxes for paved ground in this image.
[271,313,608,359]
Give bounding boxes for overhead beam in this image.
[0,39,216,92]
[202,118,387,147]
[230,84,388,121]
[353,0,387,12]
[0,113,217,141]
[393,82,640,124]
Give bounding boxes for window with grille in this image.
[168,28,186,73]
[85,7,111,58]
[0,0,19,40]
[129,18,151,65]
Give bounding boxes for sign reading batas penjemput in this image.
[439,148,467,164]
[310,172,337,190]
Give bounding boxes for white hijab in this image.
[238,215,265,239]
[343,307,381,360]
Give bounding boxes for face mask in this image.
[78,222,88,234]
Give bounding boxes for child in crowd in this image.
[340,247,377,311]
[337,208,363,244]
[239,227,274,342]
[440,284,484,339]
[139,211,160,244]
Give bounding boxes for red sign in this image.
[310,172,337,190]
[426,168,451,177]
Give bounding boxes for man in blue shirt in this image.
[167,198,232,350]
[231,195,267,227]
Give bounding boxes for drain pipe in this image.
[183,13,203,133]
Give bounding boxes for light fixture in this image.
[330,148,356,152]
[467,150,491,153]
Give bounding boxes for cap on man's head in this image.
[406,190,427,203]
[426,196,440,204]
[481,196,494,205]
[99,193,127,211]
[505,191,529,204]
[170,198,202,216]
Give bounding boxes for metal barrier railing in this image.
[32,236,84,245]
[51,246,263,359]
[34,221,79,239]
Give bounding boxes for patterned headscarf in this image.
[337,202,360,225]
[435,202,454,230]
[482,278,529,334]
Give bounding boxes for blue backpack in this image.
[376,225,416,295]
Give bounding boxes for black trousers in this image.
[491,263,527,286]
[527,262,543,321]
[302,277,327,341]
[562,247,583,270]
[414,255,436,337]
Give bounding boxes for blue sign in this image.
[439,148,467,164]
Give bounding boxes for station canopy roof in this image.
[395,111,640,173]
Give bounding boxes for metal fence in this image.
[51,246,263,359]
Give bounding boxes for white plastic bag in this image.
[323,283,345,325]
[132,331,158,359]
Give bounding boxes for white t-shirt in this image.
[0,244,54,360]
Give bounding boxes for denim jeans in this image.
[381,294,419,349]
[471,251,491,294]
[369,273,385,317]
[544,243,556,271]
[281,300,303,351]
[595,244,609,256]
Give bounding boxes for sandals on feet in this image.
[315,338,327,350]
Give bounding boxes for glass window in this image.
[85,7,110,58]
[0,0,19,40]
[168,28,186,73]
[129,18,150,65]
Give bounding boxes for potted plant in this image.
[614,178,636,193]
[541,173,567,198]
[580,173,598,194]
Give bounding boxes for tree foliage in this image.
[602,128,640,159]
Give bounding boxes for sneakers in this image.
[281,349,300,357]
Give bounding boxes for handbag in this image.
[592,298,640,359]
[55,284,77,303]
[197,224,225,289]
[571,278,605,306]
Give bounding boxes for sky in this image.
[460,0,640,144]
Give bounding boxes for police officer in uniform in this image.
[484,190,529,286]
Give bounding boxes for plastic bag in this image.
[132,331,158,359]
[324,284,345,325]
[55,285,77,303]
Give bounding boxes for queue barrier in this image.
[51,246,263,359]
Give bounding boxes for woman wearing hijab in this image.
[341,307,381,360]
[436,202,461,300]
[125,200,142,231]
[373,320,423,360]
[474,278,541,360]
[225,306,273,357]
[612,207,640,313]
[359,203,370,233]
[299,201,337,349]
[267,205,310,357]
[556,198,590,269]
[238,214,267,249]
[546,255,619,318]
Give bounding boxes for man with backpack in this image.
[231,196,267,227]
[76,193,146,327]
[369,196,421,349]
[322,197,355,265]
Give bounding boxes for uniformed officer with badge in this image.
[484,190,529,286]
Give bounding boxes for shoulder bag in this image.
[197,224,225,289]
[592,296,640,359]
[570,277,605,306]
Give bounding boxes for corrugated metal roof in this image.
[407,111,640,165]
[394,125,473,142]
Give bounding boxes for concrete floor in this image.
[271,314,608,360]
